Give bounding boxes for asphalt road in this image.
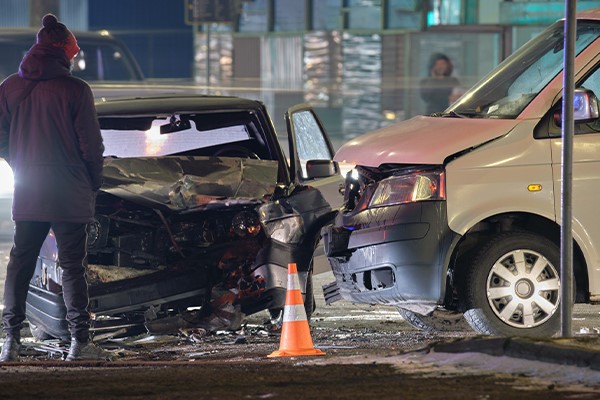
[1,238,600,338]
[1,239,600,399]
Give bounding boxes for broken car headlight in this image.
[261,215,304,244]
[369,168,445,208]
[232,210,261,237]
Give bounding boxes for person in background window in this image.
[420,53,462,115]
[0,14,109,362]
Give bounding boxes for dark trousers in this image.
[2,221,90,341]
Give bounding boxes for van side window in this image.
[535,61,600,139]
[580,66,600,100]
[576,64,600,134]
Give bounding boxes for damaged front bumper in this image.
[25,157,331,340]
[25,256,304,340]
[323,201,459,314]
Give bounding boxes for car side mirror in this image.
[305,160,339,179]
[554,88,600,125]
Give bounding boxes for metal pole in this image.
[206,23,211,87]
[193,22,199,83]
[560,0,577,338]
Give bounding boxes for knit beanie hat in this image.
[36,13,80,60]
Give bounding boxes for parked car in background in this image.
[0,28,144,82]
[324,9,600,337]
[24,94,342,340]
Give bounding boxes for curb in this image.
[431,336,600,371]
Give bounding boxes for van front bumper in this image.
[322,201,459,309]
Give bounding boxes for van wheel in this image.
[397,307,470,333]
[463,232,561,337]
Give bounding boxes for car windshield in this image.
[448,20,600,119]
[99,111,264,158]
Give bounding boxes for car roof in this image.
[94,95,265,116]
[0,27,125,43]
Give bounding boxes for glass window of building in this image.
[238,0,269,32]
[274,0,306,32]
[386,0,421,30]
[428,0,461,26]
[312,0,343,31]
[347,0,382,30]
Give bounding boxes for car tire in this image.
[304,272,316,321]
[463,232,562,337]
[268,271,315,323]
[397,307,470,333]
[29,320,53,341]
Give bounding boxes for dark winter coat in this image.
[0,44,104,223]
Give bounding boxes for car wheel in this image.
[463,232,561,337]
[29,320,53,341]
[304,271,316,321]
[397,307,470,333]
[268,271,315,323]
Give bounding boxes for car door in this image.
[285,104,344,209]
[286,104,344,274]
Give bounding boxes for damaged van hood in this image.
[100,157,278,211]
[334,116,519,167]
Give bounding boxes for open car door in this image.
[286,104,344,209]
[286,104,344,274]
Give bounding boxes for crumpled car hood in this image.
[100,156,278,211]
[334,116,519,167]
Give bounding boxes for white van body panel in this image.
[551,135,600,294]
[446,119,556,235]
[334,116,519,167]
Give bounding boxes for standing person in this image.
[0,14,108,361]
[419,53,462,115]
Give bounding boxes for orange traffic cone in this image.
[268,263,325,357]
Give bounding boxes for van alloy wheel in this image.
[485,248,560,329]
[463,232,562,337]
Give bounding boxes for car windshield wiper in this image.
[431,110,469,118]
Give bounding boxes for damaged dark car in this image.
[25,95,342,340]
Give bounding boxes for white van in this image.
[324,8,600,337]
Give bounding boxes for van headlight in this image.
[369,169,445,208]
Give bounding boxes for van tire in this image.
[463,232,562,337]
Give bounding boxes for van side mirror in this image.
[305,159,339,179]
[554,88,600,125]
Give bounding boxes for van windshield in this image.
[448,21,600,119]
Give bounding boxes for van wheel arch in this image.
[449,213,588,312]
[461,231,563,336]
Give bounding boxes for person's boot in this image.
[0,336,21,362]
[65,337,111,361]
